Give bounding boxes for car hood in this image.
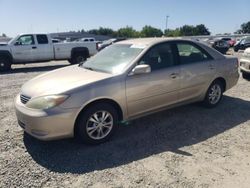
[0,42,8,46]
[0,44,10,50]
[21,65,113,97]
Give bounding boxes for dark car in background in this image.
[234,37,250,52]
[212,39,230,54]
[202,38,230,54]
[221,37,236,47]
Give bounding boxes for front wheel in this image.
[0,56,11,72]
[203,81,223,108]
[75,103,118,144]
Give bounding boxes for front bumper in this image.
[240,58,250,73]
[15,95,79,141]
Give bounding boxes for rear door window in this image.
[176,42,212,64]
[36,35,49,44]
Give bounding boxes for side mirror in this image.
[129,64,151,76]
[15,41,22,46]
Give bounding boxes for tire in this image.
[0,56,11,72]
[242,72,250,79]
[75,103,118,144]
[70,52,88,65]
[234,47,239,52]
[203,80,224,108]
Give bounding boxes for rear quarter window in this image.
[36,35,49,44]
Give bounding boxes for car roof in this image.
[117,37,225,60]
[117,37,189,47]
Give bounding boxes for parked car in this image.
[239,47,250,79]
[202,38,230,54]
[220,37,236,47]
[15,38,239,144]
[98,38,126,51]
[0,33,99,71]
[211,39,230,54]
[234,37,250,52]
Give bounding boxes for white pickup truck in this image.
[0,33,98,71]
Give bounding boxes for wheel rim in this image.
[86,111,113,140]
[208,84,222,104]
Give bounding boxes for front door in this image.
[125,42,180,118]
[11,34,37,62]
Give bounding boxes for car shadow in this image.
[23,96,250,174]
[1,64,69,74]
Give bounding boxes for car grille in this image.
[20,94,31,104]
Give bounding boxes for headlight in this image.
[26,95,69,110]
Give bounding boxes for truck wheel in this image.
[0,56,11,72]
[70,52,87,64]
[242,72,250,79]
[75,103,118,144]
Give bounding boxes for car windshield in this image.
[81,44,144,74]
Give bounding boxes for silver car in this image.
[15,38,239,144]
[239,47,250,79]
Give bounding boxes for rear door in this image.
[176,41,216,102]
[35,34,54,61]
[125,42,181,117]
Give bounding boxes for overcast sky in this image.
[0,0,250,37]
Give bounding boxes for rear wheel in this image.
[70,52,88,64]
[0,56,11,72]
[242,72,250,79]
[75,103,118,144]
[203,80,224,108]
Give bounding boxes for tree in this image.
[240,21,250,34]
[179,25,196,36]
[164,28,181,37]
[178,24,210,36]
[194,24,210,35]
[2,33,6,37]
[140,25,163,37]
[117,26,139,38]
[88,27,115,36]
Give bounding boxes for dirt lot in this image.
[0,59,250,188]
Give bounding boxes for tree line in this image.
[82,24,211,38]
[80,21,250,38]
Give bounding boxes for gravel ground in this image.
[0,57,250,188]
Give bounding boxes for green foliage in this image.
[140,25,163,37]
[240,21,250,34]
[88,27,115,36]
[194,24,211,35]
[85,24,211,38]
[165,24,210,37]
[116,26,139,38]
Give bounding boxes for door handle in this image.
[170,73,178,79]
[32,46,37,49]
[208,64,215,70]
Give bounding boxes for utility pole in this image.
[166,15,170,35]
